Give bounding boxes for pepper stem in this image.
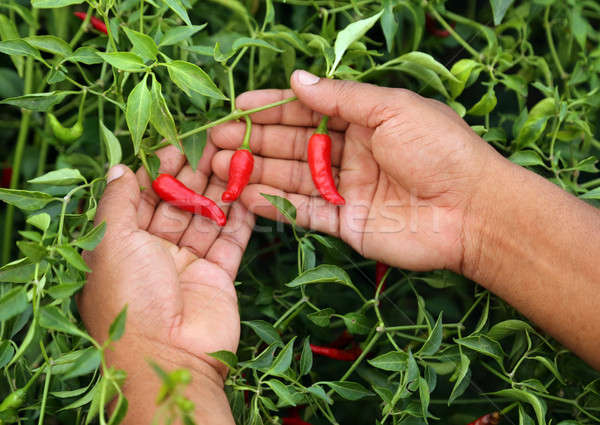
[315,115,329,135]
[241,115,252,150]
[77,89,87,124]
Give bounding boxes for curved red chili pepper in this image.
[468,412,501,425]
[375,262,390,292]
[425,13,455,38]
[222,148,254,202]
[310,344,362,361]
[308,117,345,205]
[152,174,226,226]
[74,11,108,35]
[329,330,354,349]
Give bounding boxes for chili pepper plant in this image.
[1,0,600,424]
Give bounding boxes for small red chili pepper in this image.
[425,13,456,38]
[308,116,345,205]
[152,174,226,226]
[376,262,390,292]
[310,344,362,361]
[468,412,501,425]
[1,166,12,188]
[74,11,108,35]
[223,117,254,202]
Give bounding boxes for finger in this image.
[238,184,340,237]
[212,149,340,197]
[136,144,189,230]
[290,69,417,128]
[178,175,231,257]
[205,201,255,279]
[210,121,344,164]
[146,143,219,244]
[94,165,141,240]
[236,89,348,131]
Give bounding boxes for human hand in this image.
[210,70,504,273]
[78,143,253,424]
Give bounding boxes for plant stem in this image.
[543,6,567,80]
[2,8,38,265]
[37,365,52,425]
[428,6,481,59]
[178,96,298,141]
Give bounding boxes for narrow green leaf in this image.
[0,188,54,210]
[261,193,296,225]
[165,60,226,100]
[242,320,282,345]
[100,122,123,168]
[149,76,179,147]
[56,245,91,272]
[126,76,151,153]
[207,350,238,370]
[28,168,85,185]
[123,27,158,62]
[418,313,443,356]
[97,52,147,72]
[0,287,28,322]
[159,24,207,47]
[109,306,128,342]
[73,222,106,251]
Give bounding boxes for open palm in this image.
[79,142,254,379]
[211,75,498,273]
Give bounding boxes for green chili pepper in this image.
[0,389,26,412]
[0,407,18,424]
[47,113,84,143]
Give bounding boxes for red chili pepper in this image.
[425,13,456,38]
[1,167,12,188]
[375,262,390,292]
[467,412,501,425]
[74,11,108,35]
[222,148,253,202]
[282,418,313,425]
[152,174,226,226]
[310,344,362,361]
[308,116,345,205]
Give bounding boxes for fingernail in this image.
[295,70,320,85]
[106,165,125,184]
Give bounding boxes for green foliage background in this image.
[1,0,600,424]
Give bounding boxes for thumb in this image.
[95,164,141,232]
[290,69,408,128]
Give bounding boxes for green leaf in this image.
[123,27,158,62]
[24,35,72,56]
[265,380,296,407]
[260,193,296,225]
[26,213,50,231]
[0,15,24,73]
[239,344,277,370]
[159,24,207,46]
[181,123,207,171]
[581,187,600,200]
[509,150,546,167]
[67,47,102,64]
[517,98,556,145]
[300,337,313,376]
[0,39,42,61]
[342,312,371,335]
[269,337,295,375]
[0,91,67,111]
[232,36,282,53]
[531,356,565,385]
[73,222,106,251]
[0,259,41,283]
[149,76,179,147]
[126,76,151,154]
[48,281,85,299]
[28,168,85,185]
[570,8,587,49]
[31,0,85,7]
[449,59,480,98]
[368,351,408,372]
[418,377,430,422]
[381,0,398,53]
[165,60,226,100]
[207,350,238,370]
[418,313,443,356]
[242,320,282,345]
[0,341,15,369]
[468,88,497,116]
[56,245,91,272]
[162,0,192,26]
[455,334,504,365]
[85,370,126,424]
[392,52,458,82]
[39,305,90,340]
[109,306,127,342]
[487,320,534,340]
[306,308,334,327]
[331,10,384,75]
[0,188,54,210]
[17,241,47,262]
[489,0,515,25]
[100,122,123,168]
[63,347,102,379]
[323,381,373,401]
[307,384,332,404]
[0,287,28,322]
[97,52,147,72]
[287,265,362,299]
[448,354,470,404]
[491,389,547,425]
